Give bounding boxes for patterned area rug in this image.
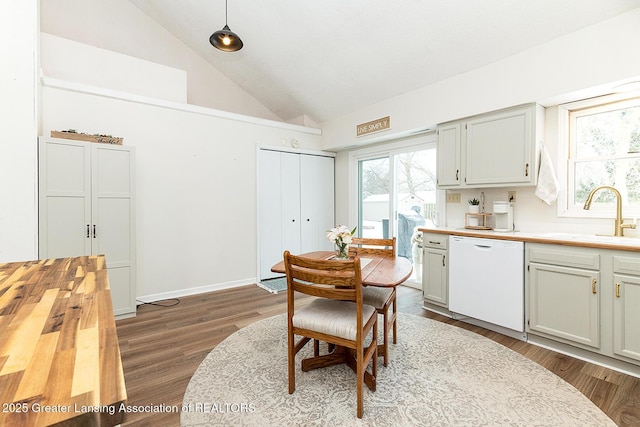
[181,313,615,426]
[257,277,287,294]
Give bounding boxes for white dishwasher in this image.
[448,236,524,333]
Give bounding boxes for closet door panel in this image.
[258,150,285,280]
[39,139,91,258]
[281,152,301,255]
[92,145,135,271]
[300,155,334,253]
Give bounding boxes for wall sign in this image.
[356,116,390,137]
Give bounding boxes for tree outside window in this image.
[569,97,640,210]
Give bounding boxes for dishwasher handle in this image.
[473,244,493,250]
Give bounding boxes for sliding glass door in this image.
[358,157,391,239]
[356,141,438,288]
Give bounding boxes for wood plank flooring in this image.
[116,285,640,426]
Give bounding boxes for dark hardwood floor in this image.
[116,285,640,426]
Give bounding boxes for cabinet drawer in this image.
[613,255,640,276]
[528,245,600,270]
[422,233,448,249]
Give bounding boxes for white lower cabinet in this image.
[526,243,640,367]
[528,260,600,349]
[613,256,640,362]
[422,233,448,307]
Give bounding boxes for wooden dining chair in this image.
[349,237,397,366]
[284,250,378,419]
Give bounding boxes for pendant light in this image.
[210,0,243,52]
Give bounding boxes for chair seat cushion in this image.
[362,286,394,310]
[293,299,376,341]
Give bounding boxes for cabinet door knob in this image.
[615,282,620,298]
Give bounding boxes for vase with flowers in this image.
[327,225,357,259]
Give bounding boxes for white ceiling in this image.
[128,0,640,124]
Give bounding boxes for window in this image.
[562,94,640,217]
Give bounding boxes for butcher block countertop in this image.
[0,256,127,427]
[419,227,640,252]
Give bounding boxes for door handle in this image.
[592,278,597,294]
[615,282,620,298]
[93,225,97,238]
[86,224,90,238]
[442,254,446,267]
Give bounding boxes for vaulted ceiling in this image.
[128,0,640,124]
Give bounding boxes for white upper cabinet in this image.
[436,122,462,187]
[437,103,544,188]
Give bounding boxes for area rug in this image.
[181,313,615,426]
[256,277,287,294]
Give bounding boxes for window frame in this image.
[557,92,640,219]
[347,132,443,234]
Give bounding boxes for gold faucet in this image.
[583,185,637,237]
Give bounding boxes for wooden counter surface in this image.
[419,227,640,252]
[0,256,127,426]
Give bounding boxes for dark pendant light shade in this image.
[210,0,243,52]
[210,25,243,52]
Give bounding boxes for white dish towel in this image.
[535,143,559,205]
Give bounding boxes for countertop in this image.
[0,256,127,427]
[419,227,640,252]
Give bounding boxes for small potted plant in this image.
[467,198,481,227]
[468,198,480,213]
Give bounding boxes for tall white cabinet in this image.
[258,148,335,281]
[39,137,136,318]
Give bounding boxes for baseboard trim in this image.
[527,334,640,379]
[136,278,256,305]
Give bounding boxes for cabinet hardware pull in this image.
[616,282,620,298]
[592,278,597,294]
[93,225,96,238]
[456,169,459,181]
[442,254,446,267]
[86,224,90,238]
[428,240,440,245]
[525,163,529,177]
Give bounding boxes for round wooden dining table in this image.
[270,250,413,287]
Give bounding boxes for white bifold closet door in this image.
[258,149,334,281]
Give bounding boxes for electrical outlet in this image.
[447,192,461,203]
[508,191,516,203]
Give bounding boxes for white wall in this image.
[40,0,281,122]
[0,1,39,262]
[330,9,640,236]
[322,9,640,151]
[41,33,188,104]
[41,83,322,299]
